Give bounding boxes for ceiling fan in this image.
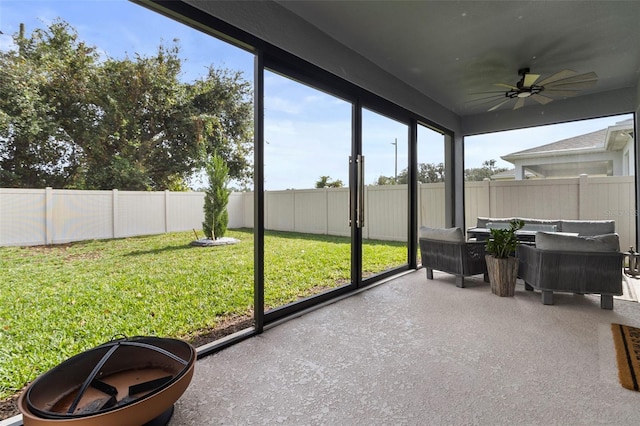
[471,68,598,111]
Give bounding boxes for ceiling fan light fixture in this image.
[476,68,597,111]
[506,85,542,99]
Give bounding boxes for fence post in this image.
[579,174,588,219]
[112,189,118,238]
[45,187,53,245]
[325,188,329,235]
[483,178,492,218]
[292,190,296,233]
[165,190,170,233]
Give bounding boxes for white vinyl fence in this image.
[0,188,205,246]
[464,175,636,250]
[0,175,636,249]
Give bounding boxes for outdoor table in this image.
[466,227,538,243]
[466,228,579,244]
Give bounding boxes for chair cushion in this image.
[419,226,464,243]
[535,232,620,252]
[559,220,615,235]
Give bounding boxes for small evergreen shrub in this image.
[202,154,230,239]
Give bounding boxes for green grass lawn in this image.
[0,229,407,400]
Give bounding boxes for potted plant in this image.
[485,219,524,297]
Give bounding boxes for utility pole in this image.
[391,138,398,184]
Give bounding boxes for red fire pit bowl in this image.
[18,336,196,426]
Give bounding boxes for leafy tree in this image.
[0,20,253,190]
[376,162,445,185]
[375,175,395,185]
[190,67,253,187]
[82,44,199,190]
[202,154,230,240]
[397,162,445,184]
[465,159,508,181]
[418,162,445,183]
[372,160,509,185]
[315,176,343,188]
[0,21,96,188]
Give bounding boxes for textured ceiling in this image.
[276,1,640,116]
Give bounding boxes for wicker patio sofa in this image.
[419,226,488,288]
[518,232,623,309]
[469,217,615,238]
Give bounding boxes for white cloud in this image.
[265,96,304,116]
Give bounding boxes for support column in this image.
[447,133,463,228]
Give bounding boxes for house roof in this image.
[501,129,608,161]
[501,118,634,161]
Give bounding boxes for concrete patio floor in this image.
[171,269,640,425]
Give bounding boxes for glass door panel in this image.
[360,109,409,280]
[263,70,352,312]
[417,124,446,227]
[417,124,447,264]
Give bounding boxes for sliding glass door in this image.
[359,109,410,282]
[262,70,353,314]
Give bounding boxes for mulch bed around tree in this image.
[0,315,254,420]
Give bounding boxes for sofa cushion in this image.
[478,217,562,229]
[477,217,513,228]
[518,217,562,229]
[485,222,510,230]
[521,223,557,232]
[535,232,620,252]
[559,220,615,236]
[419,226,464,243]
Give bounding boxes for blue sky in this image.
[1,0,632,190]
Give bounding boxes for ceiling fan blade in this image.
[488,98,512,111]
[542,89,580,97]
[494,83,518,90]
[513,97,526,110]
[523,73,540,87]
[465,94,507,104]
[545,72,598,86]
[546,80,597,90]
[469,90,507,94]
[537,69,578,86]
[531,94,553,105]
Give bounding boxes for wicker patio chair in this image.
[518,232,623,309]
[419,226,489,288]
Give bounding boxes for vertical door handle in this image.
[348,156,353,226]
[357,155,365,228]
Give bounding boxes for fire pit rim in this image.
[22,335,195,421]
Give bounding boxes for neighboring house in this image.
[491,169,536,180]
[500,119,634,180]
